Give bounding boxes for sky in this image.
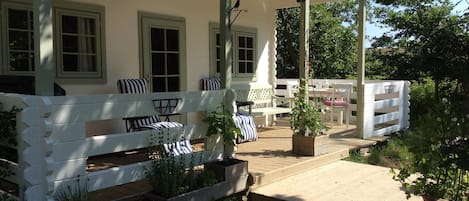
[365,0,469,47]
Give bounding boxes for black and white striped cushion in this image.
[143,121,184,130]
[200,77,221,90]
[117,79,148,94]
[235,113,258,143]
[162,140,193,156]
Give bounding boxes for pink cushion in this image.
[321,99,349,107]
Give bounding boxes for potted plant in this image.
[203,103,248,182]
[290,82,328,156]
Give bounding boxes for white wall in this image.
[62,0,283,95]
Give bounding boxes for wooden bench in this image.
[233,84,292,126]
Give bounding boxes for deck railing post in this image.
[15,96,51,200]
[400,81,411,130]
[362,84,375,139]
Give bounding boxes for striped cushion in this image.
[200,77,221,90]
[235,113,258,143]
[163,140,193,156]
[143,121,184,130]
[117,79,148,94]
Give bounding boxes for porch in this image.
[85,120,388,200]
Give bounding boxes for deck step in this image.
[249,148,349,188]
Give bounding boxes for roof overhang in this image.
[270,0,341,9]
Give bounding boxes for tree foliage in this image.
[276,1,358,79]
[372,0,469,113]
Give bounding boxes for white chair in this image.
[321,83,353,127]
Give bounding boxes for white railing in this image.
[275,79,410,139]
[0,90,231,201]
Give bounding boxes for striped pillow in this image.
[143,121,184,130]
[162,140,193,156]
[117,79,148,94]
[235,113,258,143]
[200,77,221,90]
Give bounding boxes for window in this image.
[4,5,34,74]
[1,2,106,83]
[139,12,186,92]
[56,8,105,81]
[209,23,257,79]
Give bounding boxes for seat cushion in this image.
[143,121,184,130]
[162,140,193,156]
[235,113,258,143]
[321,99,349,107]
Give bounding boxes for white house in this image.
[0,0,410,200]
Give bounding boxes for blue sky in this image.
[365,0,468,47]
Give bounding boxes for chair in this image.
[200,77,258,143]
[321,83,353,127]
[117,78,183,131]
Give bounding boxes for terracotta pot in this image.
[292,134,329,156]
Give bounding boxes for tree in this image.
[372,0,469,113]
[276,1,358,79]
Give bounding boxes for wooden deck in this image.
[237,119,389,188]
[88,120,389,200]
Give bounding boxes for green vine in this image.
[290,82,327,137]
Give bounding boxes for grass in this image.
[344,134,412,168]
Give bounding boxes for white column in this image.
[33,0,55,96]
[299,0,310,99]
[356,0,366,138]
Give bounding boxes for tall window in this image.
[1,2,105,83]
[6,7,34,73]
[210,24,257,79]
[56,9,104,80]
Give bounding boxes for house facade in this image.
[1,0,305,95]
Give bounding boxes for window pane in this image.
[167,77,179,92]
[8,9,29,29]
[167,53,179,75]
[239,49,246,60]
[151,28,165,51]
[153,77,166,92]
[9,52,30,71]
[216,48,220,59]
[216,33,220,46]
[238,36,245,47]
[247,62,253,73]
[81,36,97,53]
[247,37,253,48]
[152,53,165,75]
[81,18,96,35]
[62,35,78,52]
[81,55,97,72]
[216,61,220,73]
[29,32,34,49]
[63,54,78,71]
[247,50,253,60]
[62,15,78,33]
[238,62,246,73]
[166,29,179,51]
[9,31,29,50]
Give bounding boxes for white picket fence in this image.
[0,90,231,201]
[275,79,411,139]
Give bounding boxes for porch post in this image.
[33,0,55,96]
[356,0,366,138]
[298,0,310,100]
[220,0,232,90]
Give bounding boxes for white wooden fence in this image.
[0,90,231,201]
[275,79,411,139]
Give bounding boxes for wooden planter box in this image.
[143,159,249,201]
[204,159,248,181]
[143,174,248,201]
[292,134,329,156]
